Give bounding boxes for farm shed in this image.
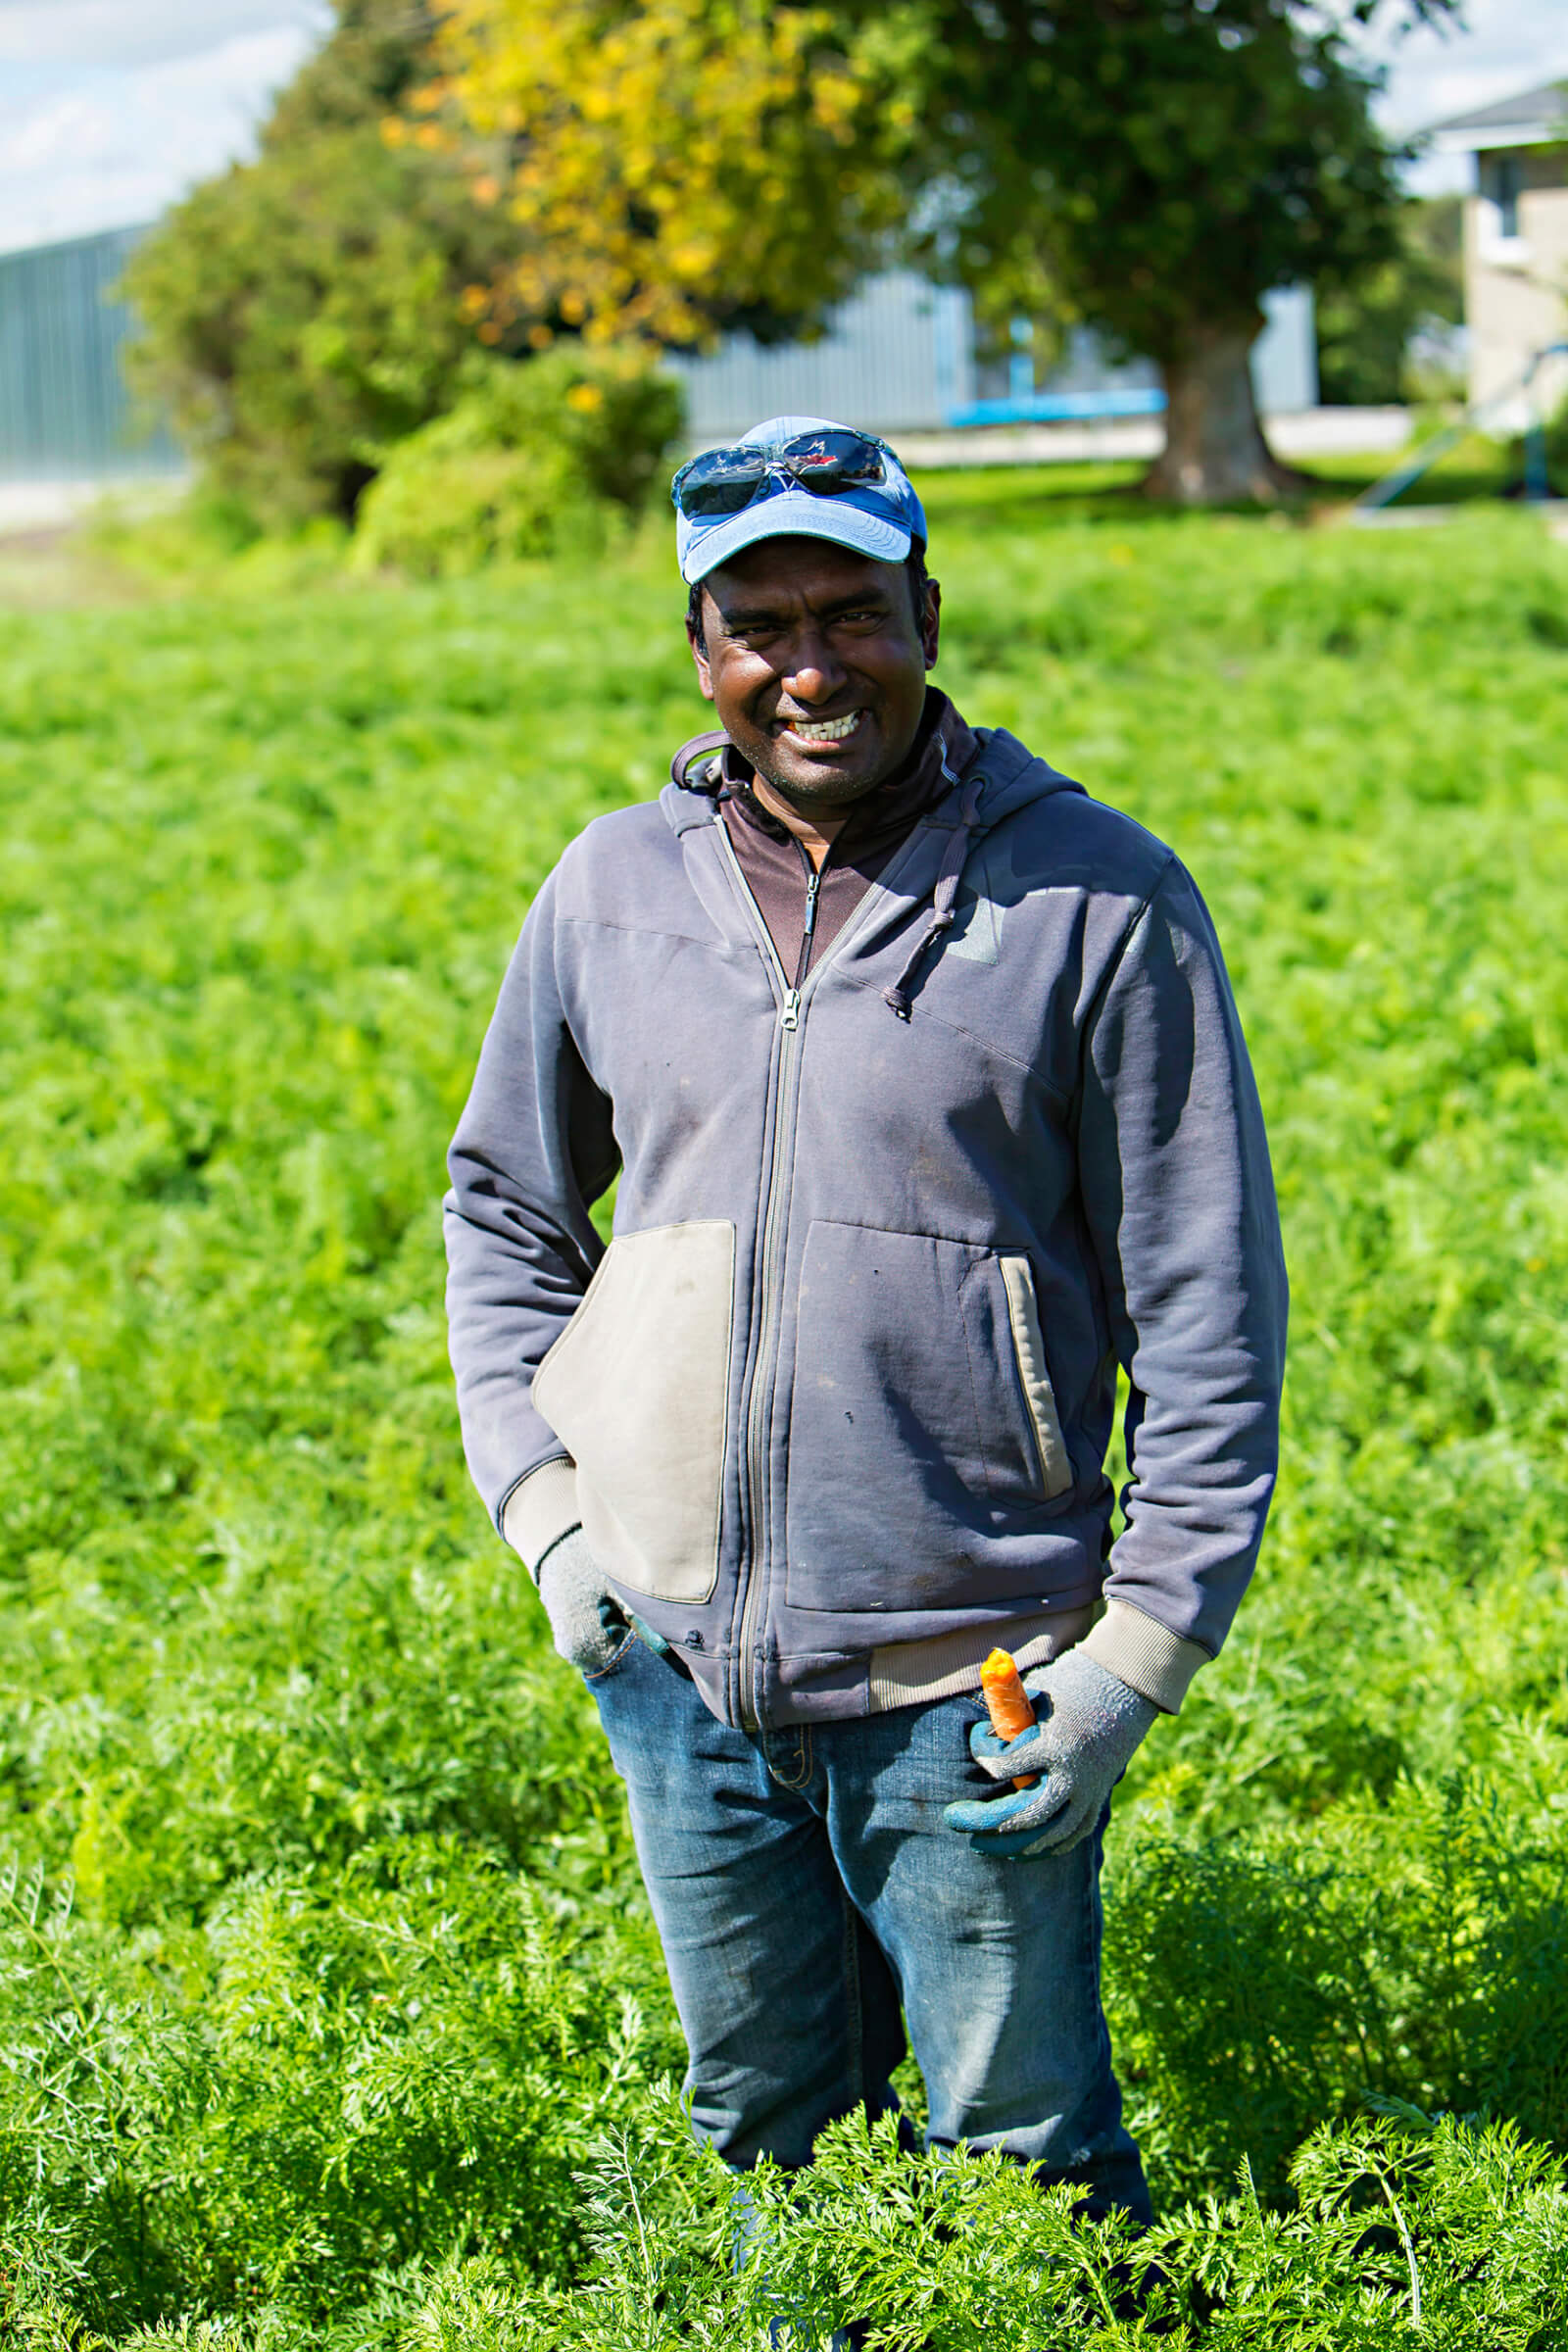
[0,223,180,482]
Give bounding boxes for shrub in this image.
[1108,1749,1568,2204]
[0,1847,676,2334]
[351,349,685,578]
[403,2090,1568,2349]
[1315,195,1464,408]
[121,2,526,526]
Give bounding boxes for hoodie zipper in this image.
[711,802,961,1730]
[714,830,830,1728]
[793,862,822,1000]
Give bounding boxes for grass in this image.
[0,475,1566,2343]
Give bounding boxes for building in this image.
[664,272,1317,441]
[1,224,1315,488]
[1430,80,1568,428]
[0,224,181,482]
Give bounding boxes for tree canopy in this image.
[900,0,1458,496]
[426,0,919,349]
[432,0,1458,501]
[123,0,525,524]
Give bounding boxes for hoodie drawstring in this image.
[883,775,986,1020]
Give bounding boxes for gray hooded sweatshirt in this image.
[445,722,1287,1732]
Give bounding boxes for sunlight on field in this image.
[2,487,1566,2339]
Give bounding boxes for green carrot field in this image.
[3,485,1567,2346]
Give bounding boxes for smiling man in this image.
[444,416,1288,2226]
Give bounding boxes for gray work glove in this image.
[533,1524,676,1677]
[535,1524,628,1674]
[943,1647,1158,1859]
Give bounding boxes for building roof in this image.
[1430,79,1568,153]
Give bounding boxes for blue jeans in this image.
[588,1634,1151,2224]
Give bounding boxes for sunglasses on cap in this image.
[670,429,897,520]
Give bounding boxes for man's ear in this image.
[687,606,716,703]
[921,579,942,672]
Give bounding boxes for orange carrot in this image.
[980,1647,1040,1789]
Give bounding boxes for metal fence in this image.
[0,223,182,481]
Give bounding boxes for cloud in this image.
[0,1,329,69]
[1356,0,1568,199]
[0,24,320,252]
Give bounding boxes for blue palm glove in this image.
[944,1647,1157,1859]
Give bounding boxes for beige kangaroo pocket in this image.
[532,1220,734,1603]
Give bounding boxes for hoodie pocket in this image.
[532,1220,734,1604]
[784,1220,1071,1615]
[998,1254,1073,1500]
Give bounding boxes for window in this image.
[1481,153,1524,240]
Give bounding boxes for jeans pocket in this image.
[582,1624,640,1685]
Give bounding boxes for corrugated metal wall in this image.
[0,224,182,480]
[665,270,1316,442]
[0,227,1318,482]
[664,270,976,440]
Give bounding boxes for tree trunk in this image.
[1142,318,1298,505]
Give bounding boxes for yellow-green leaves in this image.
[425,0,915,347]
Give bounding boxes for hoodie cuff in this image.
[1081,1599,1211,1715]
[499,1457,581,1580]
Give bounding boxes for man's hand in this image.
[944,1648,1157,1859]
[535,1524,628,1674]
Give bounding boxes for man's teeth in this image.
[782,711,861,743]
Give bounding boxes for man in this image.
[445,416,1287,2222]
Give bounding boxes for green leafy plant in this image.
[0,487,1565,2341]
[351,348,685,578]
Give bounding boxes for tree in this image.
[1315,195,1464,406]
[425,0,917,348]
[123,0,526,524]
[902,0,1458,503]
[434,0,1456,505]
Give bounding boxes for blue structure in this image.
[1355,338,1568,513]
[666,277,1317,440]
[0,223,1319,481]
[0,223,180,480]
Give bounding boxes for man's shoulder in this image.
[554,795,686,897]
[982,752,1177,912]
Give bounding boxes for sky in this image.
[0,0,1565,257]
[0,1,330,254]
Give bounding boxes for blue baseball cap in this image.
[674,415,927,586]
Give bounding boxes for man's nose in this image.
[781,637,845,702]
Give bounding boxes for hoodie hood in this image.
[662,722,1084,833]
[662,721,1088,1011]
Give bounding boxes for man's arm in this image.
[444,864,619,1565]
[1073,857,1289,1712]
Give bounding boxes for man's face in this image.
[689,538,940,814]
